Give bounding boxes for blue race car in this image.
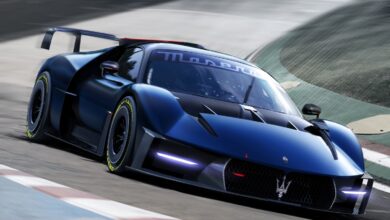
[27,27,372,214]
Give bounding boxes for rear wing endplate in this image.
[41,27,118,52]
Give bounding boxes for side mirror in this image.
[302,104,321,118]
[100,61,118,76]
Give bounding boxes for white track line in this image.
[0,164,178,220]
[0,164,17,170]
[64,198,176,220]
[374,182,390,194]
[4,175,68,188]
[363,148,390,168]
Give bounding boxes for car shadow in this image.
[9,133,103,164]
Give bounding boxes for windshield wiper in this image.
[243,77,255,103]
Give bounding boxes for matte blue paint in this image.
[132,83,185,132]
[39,42,366,179]
[39,51,105,132]
[326,120,365,170]
[33,39,372,215]
[164,113,363,176]
[66,52,104,70]
[131,82,364,176]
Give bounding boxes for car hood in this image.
[164,113,364,177]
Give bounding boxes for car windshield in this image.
[146,49,300,116]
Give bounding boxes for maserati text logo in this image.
[276,175,292,199]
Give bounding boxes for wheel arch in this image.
[101,84,186,164]
[128,83,185,134]
[37,55,79,133]
[325,120,365,170]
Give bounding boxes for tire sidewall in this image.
[26,72,51,141]
[106,96,137,173]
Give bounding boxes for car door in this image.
[71,47,144,151]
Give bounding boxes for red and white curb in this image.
[0,164,178,220]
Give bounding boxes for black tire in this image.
[26,72,51,141]
[106,96,137,174]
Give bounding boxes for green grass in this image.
[252,34,390,146]
[279,1,390,108]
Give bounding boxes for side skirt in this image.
[44,111,113,157]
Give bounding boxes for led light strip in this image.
[341,190,366,195]
[156,152,198,166]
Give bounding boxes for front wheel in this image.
[26,72,51,141]
[106,96,137,174]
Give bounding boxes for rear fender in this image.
[37,50,106,132]
[39,56,78,132]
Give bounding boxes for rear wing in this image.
[41,27,118,52]
[41,27,205,52]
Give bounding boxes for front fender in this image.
[131,84,186,133]
[325,120,365,170]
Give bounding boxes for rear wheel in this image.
[106,96,137,174]
[26,72,51,141]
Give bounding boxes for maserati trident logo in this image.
[276,175,292,199]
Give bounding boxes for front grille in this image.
[224,160,336,209]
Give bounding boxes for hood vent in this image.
[197,114,218,137]
[287,121,298,130]
[240,104,265,123]
[202,104,217,115]
[305,120,338,160]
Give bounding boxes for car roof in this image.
[140,42,257,68]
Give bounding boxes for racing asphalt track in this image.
[0,0,389,219]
